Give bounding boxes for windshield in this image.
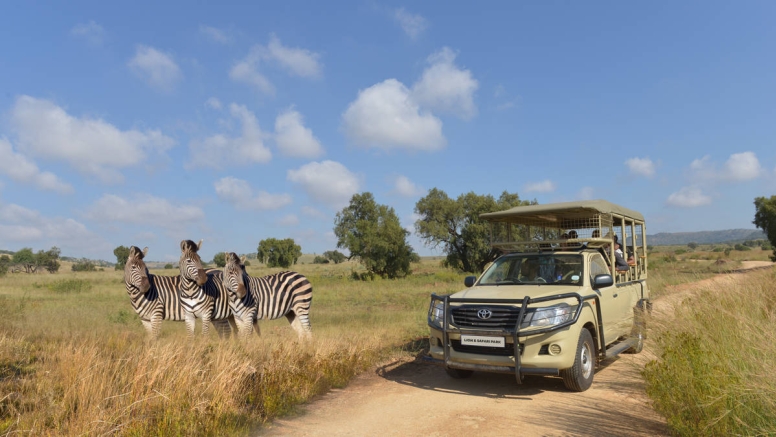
[479,254,584,286]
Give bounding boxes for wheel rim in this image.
[580,341,593,379]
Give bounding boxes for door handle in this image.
[613,293,618,298]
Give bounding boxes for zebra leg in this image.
[150,312,163,340]
[184,312,197,338]
[286,312,312,339]
[201,312,211,337]
[212,320,231,339]
[253,318,261,337]
[140,319,155,338]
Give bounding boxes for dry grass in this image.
[0,258,464,435]
[643,268,776,436]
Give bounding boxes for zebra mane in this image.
[129,246,145,260]
[180,239,201,253]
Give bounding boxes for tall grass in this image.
[0,259,465,435]
[642,268,776,436]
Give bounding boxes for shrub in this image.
[313,256,330,264]
[712,247,724,252]
[72,261,97,272]
[47,279,92,293]
[674,249,687,255]
[164,263,173,269]
[734,244,751,251]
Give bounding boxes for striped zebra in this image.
[221,252,313,338]
[123,245,232,339]
[178,240,249,338]
[219,252,259,338]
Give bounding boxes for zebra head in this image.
[125,246,151,295]
[179,239,207,286]
[222,251,247,299]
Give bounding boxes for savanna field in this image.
[0,247,774,436]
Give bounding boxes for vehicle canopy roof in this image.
[480,199,644,224]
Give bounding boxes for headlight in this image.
[527,304,574,327]
[429,300,445,327]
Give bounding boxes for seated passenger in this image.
[519,261,544,282]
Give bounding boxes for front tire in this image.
[561,329,595,392]
[445,367,474,379]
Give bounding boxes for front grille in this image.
[451,340,520,356]
[451,305,523,330]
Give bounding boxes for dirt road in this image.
[262,263,774,437]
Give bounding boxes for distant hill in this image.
[647,229,766,246]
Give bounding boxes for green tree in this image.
[414,189,534,273]
[687,242,698,250]
[114,246,130,270]
[12,248,36,273]
[334,192,417,279]
[323,250,347,264]
[164,263,174,269]
[754,196,776,261]
[213,252,226,268]
[313,255,329,264]
[257,238,302,268]
[0,255,10,276]
[36,247,61,273]
[72,260,97,272]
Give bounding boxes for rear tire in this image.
[445,367,474,379]
[561,329,595,392]
[625,309,646,354]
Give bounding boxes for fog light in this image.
[548,344,562,355]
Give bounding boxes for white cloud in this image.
[301,205,327,219]
[230,34,322,94]
[214,177,292,211]
[625,157,656,177]
[83,194,205,228]
[524,180,556,193]
[205,97,222,110]
[0,203,107,254]
[277,214,300,226]
[0,138,73,193]
[394,8,427,39]
[576,186,595,200]
[128,45,183,92]
[9,96,175,183]
[265,34,322,78]
[666,186,712,207]
[199,25,230,44]
[723,151,761,181]
[342,79,445,151]
[393,175,423,197]
[287,160,361,209]
[70,20,105,46]
[187,103,271,169]
[275,109,324,158]
[412,47,478,120]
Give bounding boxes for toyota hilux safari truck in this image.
[426,200,651,392]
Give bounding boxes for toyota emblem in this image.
[477,308,492,320]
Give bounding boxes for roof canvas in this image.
[480,199,644,223]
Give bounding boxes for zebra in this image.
[219,251,260,338]
[123,245,233,339]
[220,252,313,338]
[178,240,249,338]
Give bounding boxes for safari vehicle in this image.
[426,200,651,391]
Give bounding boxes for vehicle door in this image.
[588,254,621,345]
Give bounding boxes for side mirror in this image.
[592,274,613,289]
[464,276,477,287]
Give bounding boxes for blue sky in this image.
[1,1,775,262]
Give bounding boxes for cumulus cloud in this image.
[214,177,292,211]
[723,152,761,181]
[393,175,423,197]
[9,96,175,183]
[205,97,222,110]
[275,109,324,158]
[128,45,183,92]
[394,8,427,39]
[412,47,478,120]
[342,79,445,151]
[230,34,322,94]
[0,138,72,193]
[625,157,655,177]
[70,20,105,46]
[287,160,361,209]
[83,194,205,228]
[666,186,712,207]
[199,25,230,44]
[0,203,107,254]
[301,205,327,219]
[524,180,556,193]
[187,103,271,169]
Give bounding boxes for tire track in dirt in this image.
[261,263,774,437]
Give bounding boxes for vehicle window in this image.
[479,254,583,285]
[589,255,609,284]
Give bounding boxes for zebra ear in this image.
[240,256,247,264]
[142,247,149,257]
[180,240,186,251]
[197,239,203,251]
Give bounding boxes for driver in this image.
[519,260,543,282]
